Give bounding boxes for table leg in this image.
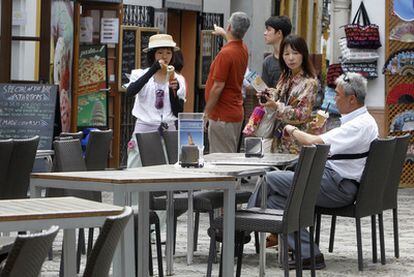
[63,229,76,277]
[259,175,267,277]
[187,190,194,265]
[113,191,136,277]
[137,191,150,277]
[29,180,42,198]
[166,191,175,275]
[222,183,235,277]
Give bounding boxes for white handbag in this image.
[339,38,379,63]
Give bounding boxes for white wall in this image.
[204,0,230,21]
[351,0,385,108]
[231,0,272,75]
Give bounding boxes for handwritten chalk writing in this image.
[0,83,57,150]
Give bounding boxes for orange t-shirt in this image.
[205,40,248,122]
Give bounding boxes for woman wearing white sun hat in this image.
[126,34,186,168]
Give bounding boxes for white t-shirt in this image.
[126,68,186,125]
[320,106,378,182]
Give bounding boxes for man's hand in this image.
[283,124,324,146]
[212,24,226,38]
[203,114,209,132]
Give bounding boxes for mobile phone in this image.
[260,92,269,104]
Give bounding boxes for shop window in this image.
[11,40,39,81]
[0,0,50,83]
[12,0,40,37]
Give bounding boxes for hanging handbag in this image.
[339,38,379,63]
[326,63,343,88]
[344,1,381,49]
[341,61,378,79]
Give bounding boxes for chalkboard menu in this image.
[138,27,159,69]
[0,84,57,150]
[118,26,139,91]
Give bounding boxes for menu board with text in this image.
[0,84,57,149]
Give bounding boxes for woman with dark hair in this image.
[125,34,186,167]
[259,34,317,154]
[258,33,318,248]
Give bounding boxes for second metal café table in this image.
[0,197,125,277]
[30,167,238,277]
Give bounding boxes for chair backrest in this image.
[383,134,411,210]
[0,225,59,277]
[3,136,39,200]
[0,140,14,197]
[59,131,84,140]
[282,146,316,234]
[163,131,178,164]
[83,207,132,277]
[299,144,330,228]
[355,138,396,218]
[53,139,87,172]
[84,129,113,170]
[52,139,101,201]
[136,132,166,166]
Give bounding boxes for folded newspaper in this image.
[245,70,268,92]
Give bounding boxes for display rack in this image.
[385,0,414,187]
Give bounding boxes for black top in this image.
[262,54,281,88]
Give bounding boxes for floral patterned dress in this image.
[271,72,318,154]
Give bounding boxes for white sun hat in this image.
[142,34,180,53]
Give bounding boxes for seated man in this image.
[247,73,379,269]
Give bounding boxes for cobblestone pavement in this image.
[39,187,414,276]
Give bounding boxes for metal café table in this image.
[0,197,125,277]
[30,167,238,277]
[135,164,273,266]
[204,152,298,276]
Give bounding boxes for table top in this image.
[204,153,298,166]
[31,165,236,184]
[0,197,124,222]
[153,164,270,177]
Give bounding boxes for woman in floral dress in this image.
[260,34,318,154]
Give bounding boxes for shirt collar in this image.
[340,106,368,125]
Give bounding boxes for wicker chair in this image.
[133,211,164,277]
[0,226,59,277]
[377,134,410,263]
[0,139,13,199]
[82,207,133,277]
[84,129,113,171]
[208,146,318,277]
[135,132,188,254]
[52,138,99,273]
[315,138,396,271]
[2,136,39,200]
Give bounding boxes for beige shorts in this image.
[208,119,243,153]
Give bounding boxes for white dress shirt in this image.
[320,106,379,182]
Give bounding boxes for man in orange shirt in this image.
[204,12,250,153]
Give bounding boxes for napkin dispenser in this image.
[180,145,202,167]
[245,137,264,158]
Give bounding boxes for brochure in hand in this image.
[245,70,268,92]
